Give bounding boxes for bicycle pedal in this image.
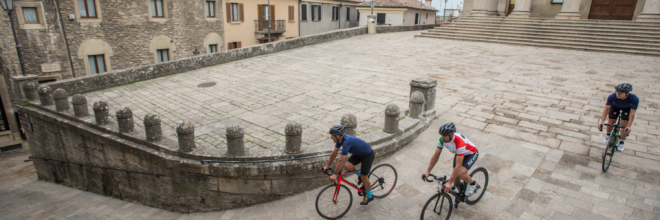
[357,185,365,196]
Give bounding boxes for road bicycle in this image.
[315,164,398,219]
[420,167,489,220]
[600,110,625,172]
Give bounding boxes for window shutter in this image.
[226,3,231,22]
[318,6,321,20]
[289,6,294,21]
[258,4,263,21]
[311,6,315,21]
[237,42,242,48]
[270,5,275,20]
[228,42,233,49]
[302,5,307,21]
[239,3,244,22]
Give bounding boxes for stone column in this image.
[37,85,54,106]
[52,89,70,112]
[116,107,134,133]
[144,114,162,142]
[409,91,425,119]
[285,121,302,154]
[508,0,532,18]
[23,82,39,102]
[487,0,500,16]
[92,100,110,125]
[177,120,196,152]
[340,113,357,136]
[226,124,244,156]
[71,95,89,117]
[410,77,437,115]
[637,0,660,22]
[471,0,490,16]
[555,0,581,20]
[383,104,401,133]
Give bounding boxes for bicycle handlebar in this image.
[322,167,334,176]
[599,124,626,132]
[424,174,447,183]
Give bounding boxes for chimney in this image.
[425,0,432,8]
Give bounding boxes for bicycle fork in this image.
[332,185,340,204]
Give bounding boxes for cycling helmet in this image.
[615,83,633,93]
[329,125,345,136]
[438,123,456,136]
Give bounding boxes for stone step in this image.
[434,25,660,38]
[458,17,660,27]
[420,31,660,52]
[415,34,660,56]
[454,19,660,31]
[427,28,660,45]
[442,23,660,35]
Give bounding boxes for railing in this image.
[254,20,286,33]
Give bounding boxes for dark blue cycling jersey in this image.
[606,93,639,110]
[335,134,372,157]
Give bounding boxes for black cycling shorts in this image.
[347,150,375,176]
[453,151,479,170]
[608,106,631,121]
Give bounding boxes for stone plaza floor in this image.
[1,31,660,219]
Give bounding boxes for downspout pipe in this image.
[54,0,75,78]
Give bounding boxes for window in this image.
[227,3,244,22]
[301,4,307,21]
[415,13,419,24]
[22,7,38,24]
[78,0,97,18]
[206,1,215,18]
[151,0,164,17]
[262,5,270,20]
[157,49,169,63]
[209,44,217,53]
[332,6,338,21]
[551,0,564,3]
[88,54,106,74]
[357,10,360,21]
[346,7,350,20]
[289,6,294,21]
[426,13,429,19]
[311,5,321,21]
[228,42,241,49]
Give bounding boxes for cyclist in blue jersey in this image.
[598,83,638,151]
[323,125,376,205]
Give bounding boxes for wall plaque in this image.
[40,62,61,73]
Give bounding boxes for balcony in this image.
[254,20,286,34]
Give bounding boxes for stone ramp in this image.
[417,17,660,56]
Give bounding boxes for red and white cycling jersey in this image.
[437,133,478,157]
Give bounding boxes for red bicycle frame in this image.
[331,170,363,203]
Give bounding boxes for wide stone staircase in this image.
[416,17,660,56]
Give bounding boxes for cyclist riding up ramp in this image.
[423,122,479,195]
[323,125,376,205]
[598,83,638,152]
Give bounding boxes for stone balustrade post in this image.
[52,89,70,112]
[177,120,196,152]
[37,85,54,106]
[92,100,109,125]
[637,0,660,22]
[410,77,437,115]
[555,0,581,20]
[23,82,39,102]
[383,104,401,133]
[409,91,425,119]
[340,113,357,136]
[144,114,162,142]
[226,124,244,156]
[71,95,89,117]
[285,121,302,154]
[116,107,134,133]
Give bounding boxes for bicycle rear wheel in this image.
[602,137,616,172]
[315,184,353,219]
[368,164,398,198]
[465,167,488,205]
[420,193,452,220]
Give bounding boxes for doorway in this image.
[507,0,515,16]
[588,0,637,20]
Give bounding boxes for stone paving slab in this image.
[2,31,660,219]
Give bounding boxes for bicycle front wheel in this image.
[602,138,616,172]
[465,167,489,205]
[368,164,398,198]
[420,193,452,220]
[315,184,353,219]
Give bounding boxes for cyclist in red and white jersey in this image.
[422,122,479,195]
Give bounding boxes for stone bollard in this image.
[71,94,89,117]
[37,85,54,106]
[23,82,39,102]
[409,91,425,119]
[116,107,134,133]
[383,103,401,133]
[144,114,162,142]
[177,120,196,152]
[410,77,438,115]
[285,121,302,154]
[340,113,358,136]
[52,88,70,112]
[226,124,244,156]
[92,100,110,125]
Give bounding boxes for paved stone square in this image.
[1,31,660,219]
